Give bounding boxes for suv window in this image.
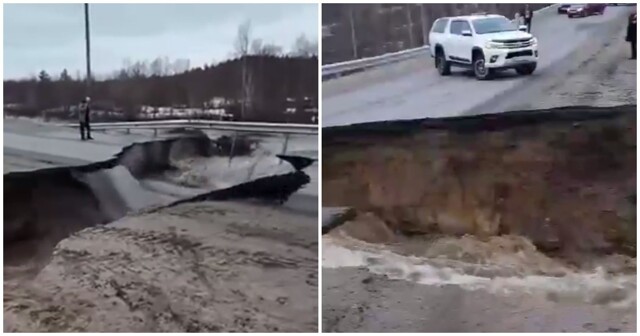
[472,17,516,34]
[450,20,471,35]
[432,18,449,33]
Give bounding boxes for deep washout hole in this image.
[4,134,313,271]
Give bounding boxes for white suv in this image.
[429,14,538,80]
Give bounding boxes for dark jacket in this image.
[78,102,90,123]
[627,13,637,43]
[523,8,533,22]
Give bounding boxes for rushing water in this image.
[323,230,636,310]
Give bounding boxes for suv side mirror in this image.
[461,30,472,36]
[518,25,528,32]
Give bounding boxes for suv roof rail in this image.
[471,12,488,16]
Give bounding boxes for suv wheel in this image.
[515,63,537,75]
[473,53,493,80]
[436,50,451,76]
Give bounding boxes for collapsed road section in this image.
[4,134,318,332]
[322,105,636,332]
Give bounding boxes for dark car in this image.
[567,4,606,18]
[558,4,572,14]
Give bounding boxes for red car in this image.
[567,4,607,18]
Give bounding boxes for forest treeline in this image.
[322,3,550,64]
[4,23,319,124]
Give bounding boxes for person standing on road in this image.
[626,13,637,60]
[78,97,93,140]
[523,5,533,33]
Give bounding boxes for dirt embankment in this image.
[323,106,636,265]
[5,201,318,332]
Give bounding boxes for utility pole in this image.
[84,3,92,97]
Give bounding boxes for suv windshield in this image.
[472,17,517,34]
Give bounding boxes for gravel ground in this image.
[4,201,318,332]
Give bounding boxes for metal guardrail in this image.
[322,46,430,78]
[59,119,317,165]
[321,4,556,79]
[59,119,318,135]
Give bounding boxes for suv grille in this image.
[491,38,534,49]
[506,50,534,59]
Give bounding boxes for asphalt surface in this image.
[3,118,318,215]
[323,5,634,127]
[3,118,155,172]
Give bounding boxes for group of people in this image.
[513,5,636,60]
[513,5,534,33]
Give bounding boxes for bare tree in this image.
[234,20,251,57]
[172,58,191,74]
[291,34,318,57]
[405,5,415,48]
[150,57,164,76]
[251,38,264,55]
[349,6,358,59]
[251,39,283,56]
[162,56,172,76]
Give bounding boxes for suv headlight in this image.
[485,41,502,49]
[531,37,538,46]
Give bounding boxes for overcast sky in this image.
[4,3,318,80]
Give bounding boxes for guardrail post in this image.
[228,131,237,167]
[126,128,130,134]
[153,128,157,137]
[279,134,290,165]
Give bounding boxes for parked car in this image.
[557,4,572,14]
[567,4,606,18]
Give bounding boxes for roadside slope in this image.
[5,201,318,332]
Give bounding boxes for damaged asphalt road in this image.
[4,134,318,332]
[321,8,637,333]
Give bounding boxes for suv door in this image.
[429,18,449,57]
[449,20,472,63]
[457,20,474,63]
[448,20,461,61]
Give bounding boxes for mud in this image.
[5,202,318,332]
[323,105,636,265]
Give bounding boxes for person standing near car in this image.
[626,12,637,60]
[514,12,523,26]
[523,5,533,33]
[78,97,93,140]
